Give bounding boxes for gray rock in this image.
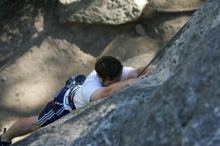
[135,24,146,36]
[153,0,220,83]
[15,90,20,97]
[1,76,7,82]
[142,0,204,18]
[122,53,156,68]
[148,0,203,13]
[100,35,158,61]
[58,0,149,25]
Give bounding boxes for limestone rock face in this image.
[58,0,148,25]
[12,0,220,146]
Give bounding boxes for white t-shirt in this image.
[63,67,134,110]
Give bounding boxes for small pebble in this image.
[1,76,7,82]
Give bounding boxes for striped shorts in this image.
[38,86,71,127]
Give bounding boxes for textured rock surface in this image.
[100,35,158,61]
[122,53,156,68]
[153,0,220,83]
[58,0,148,25]
[12,0,220,146]
[141,13,191,43]
[142,0,204,18]
[147,0,204,13]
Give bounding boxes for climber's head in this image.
[95,56,123,86]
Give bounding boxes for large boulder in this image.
[100,35,158,61]
[12,0,220,146]
[122,53,156,68]
[141,13,191,44]
[145,0,204,14]
[141,0,205,43]
[58,0,148,25]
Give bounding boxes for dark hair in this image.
[95,56,123,81]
